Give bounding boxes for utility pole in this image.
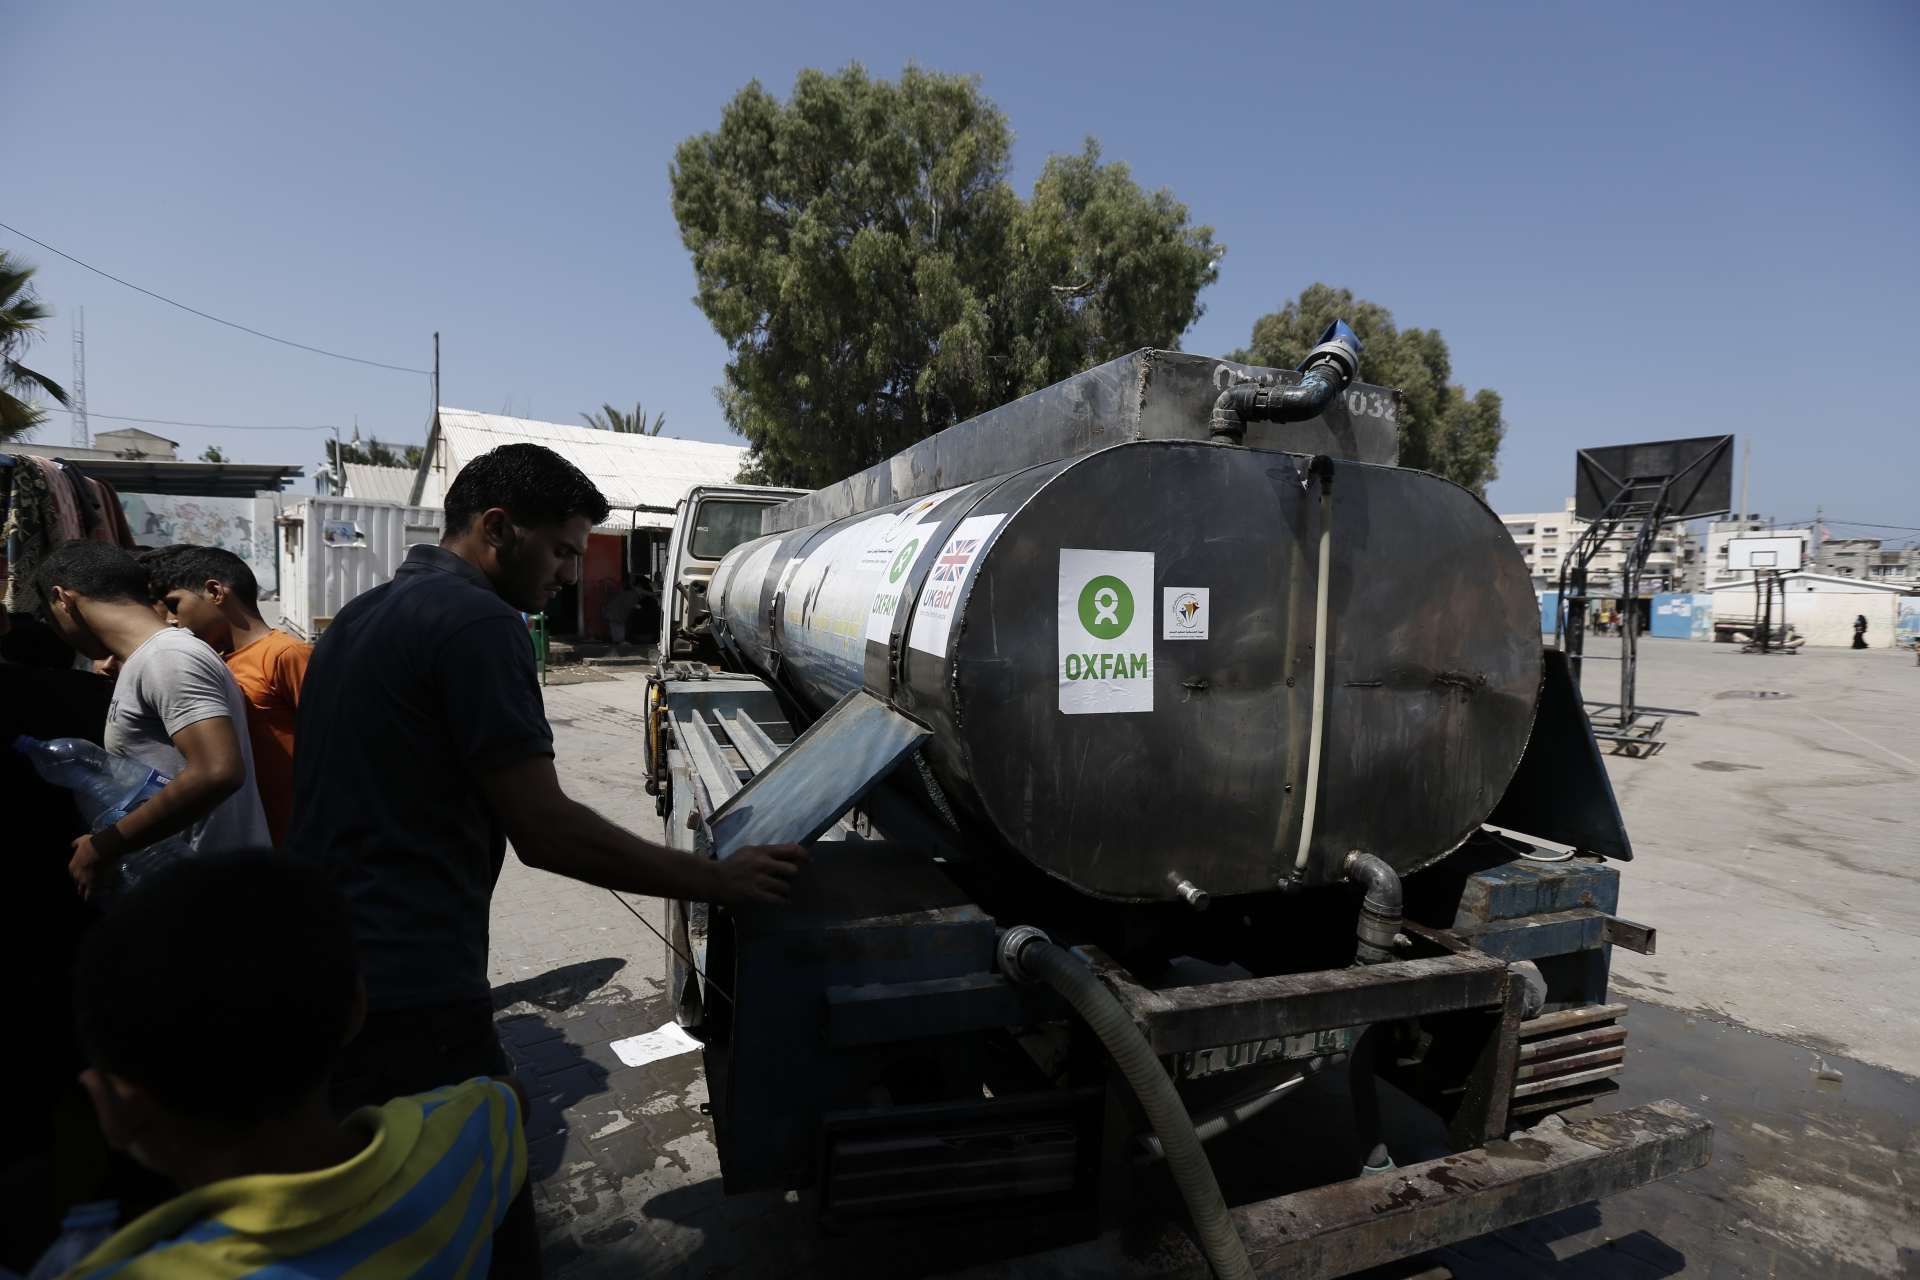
[1814,504,1823,574]
[1738,435,1751,520]
[70,307,88,448]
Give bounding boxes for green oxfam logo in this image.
[1077,575,1134,639]
[888,538,919,584]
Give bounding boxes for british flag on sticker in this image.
[907,516,1005,658]
[931,539,979,581]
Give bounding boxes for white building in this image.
[1710,572,1915,647]
[409,407,749,524]
[408,407,758,641]
[51,426,183,462]
[1813,536,1920,582]
[1499,497,1699,592]
[340,463,418,503]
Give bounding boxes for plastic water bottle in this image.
[13,735,169,829]
[13,736,195,901]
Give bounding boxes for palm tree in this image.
[1,251,69,443]
[581,402,666,435]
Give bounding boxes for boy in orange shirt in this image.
[150,547,310,846]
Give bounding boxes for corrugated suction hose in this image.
[1002,929,1254,1280]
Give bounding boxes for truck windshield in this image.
[690,500,770,561]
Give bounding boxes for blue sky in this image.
[7,1,1916,536]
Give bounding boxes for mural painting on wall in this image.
[1897,599,1920,650]
[119,494,259,561]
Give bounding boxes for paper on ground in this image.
[610,1021,703,1068]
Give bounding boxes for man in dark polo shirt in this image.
[288,444,805,1277]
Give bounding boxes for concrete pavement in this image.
[488,673,868,1276]
[1587,637,1920,1077]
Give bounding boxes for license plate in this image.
[1168,1026,1353,1080]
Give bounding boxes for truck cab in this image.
[657,483,808,665]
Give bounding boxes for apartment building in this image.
[1499,497,1699,592]
[1815,537,1920,582]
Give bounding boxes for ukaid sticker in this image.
[1059,549,1153,714]
[1163,587,1209,640]
[907,515,1005,657]
[865,517,942,642]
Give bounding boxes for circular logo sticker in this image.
[888,539,919,584]
[1078,575,1134,640]
[1171,591,1203,630]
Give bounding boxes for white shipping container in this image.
[277,498,444,640]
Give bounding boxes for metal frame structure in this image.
[1555,438,1733,757]
[1739,567,1796,654]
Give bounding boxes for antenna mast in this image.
[70,307,89,447]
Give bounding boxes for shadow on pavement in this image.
[494,958,630,1179]
[492,957,628,1014]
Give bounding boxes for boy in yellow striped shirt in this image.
[55,851,527,1280]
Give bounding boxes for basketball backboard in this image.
[1574,435,1734,521]
[1727,534,1807,571]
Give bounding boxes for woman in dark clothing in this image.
[1853,614,1870,649]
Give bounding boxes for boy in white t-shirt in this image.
[37,541,270,897]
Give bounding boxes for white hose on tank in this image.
[1291,457,1336,881]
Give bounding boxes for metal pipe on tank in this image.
[1343,851,1404,965]
[1210,321,1364,445]
[1342,851,1405,1176]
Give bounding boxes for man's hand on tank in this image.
[712,842,810,905]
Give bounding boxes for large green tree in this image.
[672,63,1221,487]
[0,251,70,443]
[1232,284,1505,497]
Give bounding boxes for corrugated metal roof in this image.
[54,457,306,497]
[422,408,751,531]
[343,464,417,503]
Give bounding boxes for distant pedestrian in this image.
[150,546,311,846]
[287,443,806,1278]
[37,541,270,896]
[1853,613,1869,649]
[59,851,528,1280]
[601,581,643,645]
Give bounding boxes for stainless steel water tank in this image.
[713,438,1540,902]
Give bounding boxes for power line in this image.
[87,411,340,432]
[1779,517,1920,533]
[0,220,432,376]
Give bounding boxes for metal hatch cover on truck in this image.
[707,688,930,859]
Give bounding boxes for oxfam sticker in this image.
[1078,576,1133,639]
[889,538,920,584]
[1059,550,1153,715]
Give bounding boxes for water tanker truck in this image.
[640,331,1710,1278]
